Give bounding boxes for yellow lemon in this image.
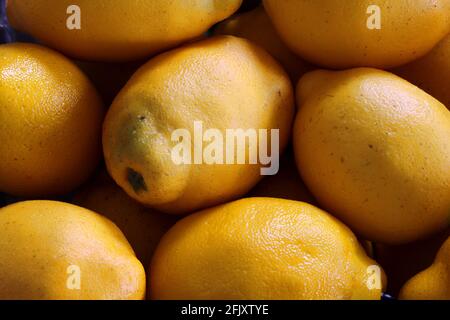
[150,197,385,300]
[0,43,104,197]
[7,0,242,61]
[263,0,450,69]
[400,235,450,300]
[0,200,145,300]
[293,68,450,244]
[375,228,450,296]
[103,36,294,214]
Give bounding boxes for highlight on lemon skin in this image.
[0,42,104,198]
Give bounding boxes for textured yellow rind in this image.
[294,68,450,244]
[0,43,104,197]
[150,197,385,300]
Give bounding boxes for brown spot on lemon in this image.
[127,168,147,194]
[102,36,294,214]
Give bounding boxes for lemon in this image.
[0,43,104,197]
[7,0,242,61]
[263,0,450,69]
[400,235,450,300]
[103,36,294,214]
[0,201,145,300]
[293,68,450,244]
[150,197,385,300]
[375,228,450,295]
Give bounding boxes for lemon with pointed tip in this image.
[375,228,450,295]
[400,236,450,300]
[103,36,294,214]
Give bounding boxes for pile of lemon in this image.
[0,0,449,300]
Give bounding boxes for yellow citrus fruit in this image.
[375,228,450,296]
[103,36,294,214]
[293,68,450,244]
[73,170,177,267]
[0,200,145,300]
[7,0,242,61]
[0,43,104,197]
[393,33,450,110]
[263,0,450,69]
[214,6,312,81]
[399,235,450,300]
[150,198,385,300]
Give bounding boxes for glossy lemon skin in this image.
[293,68,450,244]
[0,43,104,197]
[150,197,385,300]
[263,0,450,69]
[0,201,146,300]
[393,33,450,110]
[7,0,242,61]
[400,236,450,300]
[103,36,295,214]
